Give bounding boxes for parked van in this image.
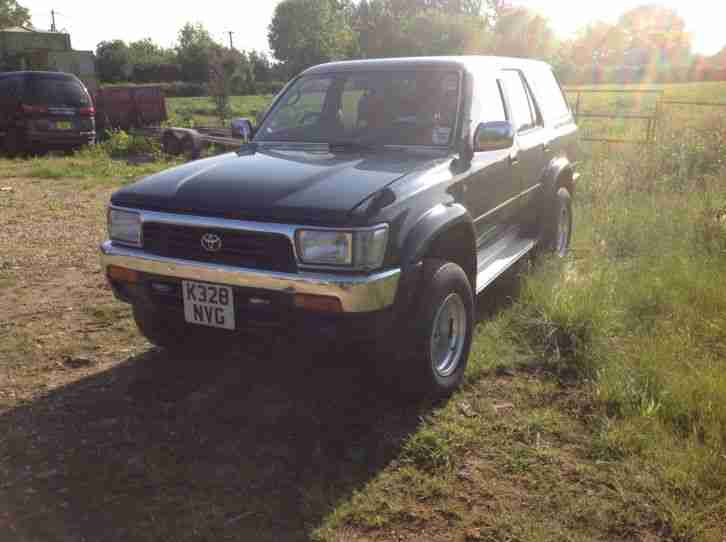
[0,71,95,156]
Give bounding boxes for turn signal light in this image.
[107,265,139,284]
[79,107,96,116]
[293,294,343,313]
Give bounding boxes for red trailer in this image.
[95,85,167,134]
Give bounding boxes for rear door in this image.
[500,70,549,219]
[464,71,519,246]
[25,74,92,133]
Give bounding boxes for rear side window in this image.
[471,74,507,125]
[25,76,91,107]
[501,70,537,133]
[530,67,571,124]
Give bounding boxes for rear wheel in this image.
[542,187,572,257]
[396,259,474,398]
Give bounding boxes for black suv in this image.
[101,56,579,396]
[0,71,96,156]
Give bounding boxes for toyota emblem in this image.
[201,233,222,252]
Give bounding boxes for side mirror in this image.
[474,121,515,153]
[231,117,255,142]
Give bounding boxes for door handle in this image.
[509,152,519,165]
[542,142,552,153]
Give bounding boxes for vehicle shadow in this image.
[0,268,527,542]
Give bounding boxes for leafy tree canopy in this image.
[268,0,357,77]
[0,0,30,29]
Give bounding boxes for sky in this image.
[26,0,724,57]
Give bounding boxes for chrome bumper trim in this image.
[100,241,400,313]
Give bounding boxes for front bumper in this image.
[100,241,401,313]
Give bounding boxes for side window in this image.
[502,70,538,133]
[471,75,507,125]
[530,67,572,124]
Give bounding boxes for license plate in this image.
[182,281,235,330]
[55,121,73,130]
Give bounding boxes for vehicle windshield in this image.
[255,70,461,147]
[26,76,91,108]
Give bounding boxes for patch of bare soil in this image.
[0,177,146,405]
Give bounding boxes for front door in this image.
[464,74,520,246]
[465,149,518,246]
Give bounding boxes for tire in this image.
[542,187,573,258]
[396,259,474,398]
[181,135,198,160]
[133,305,198,354]
[162,132,181,156]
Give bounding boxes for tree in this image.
[493,7,556,60]
[353,0,492,58]
[571,22,628,67]
[176,22,217,83]
[268,0,356,77]
[96,40,130,83]
[353,0,411,58]
[0,0,30,28]
[618,5,691,67]
[128,38,175,66]
[248,50,273,84]
[208,48,239,122]
[406,9,490,55]
[127,38,179,83]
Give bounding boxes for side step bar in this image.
[475,227,537,294]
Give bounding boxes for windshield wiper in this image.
[328,140,380,153]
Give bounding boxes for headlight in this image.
[296,226,388,270]
[108,208,141,246]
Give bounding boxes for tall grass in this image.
[504,119,726,537]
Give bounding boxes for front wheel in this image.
[133,305,198,354]
[397,259,474,398]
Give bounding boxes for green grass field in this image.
[1,82,725,541]
[166,94,275,127]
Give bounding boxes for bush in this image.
[159,81,208,97]
[131,63,182,83]
[102,129,161,156]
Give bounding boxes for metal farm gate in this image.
[565,88,726,145]
[566,88,663,144]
